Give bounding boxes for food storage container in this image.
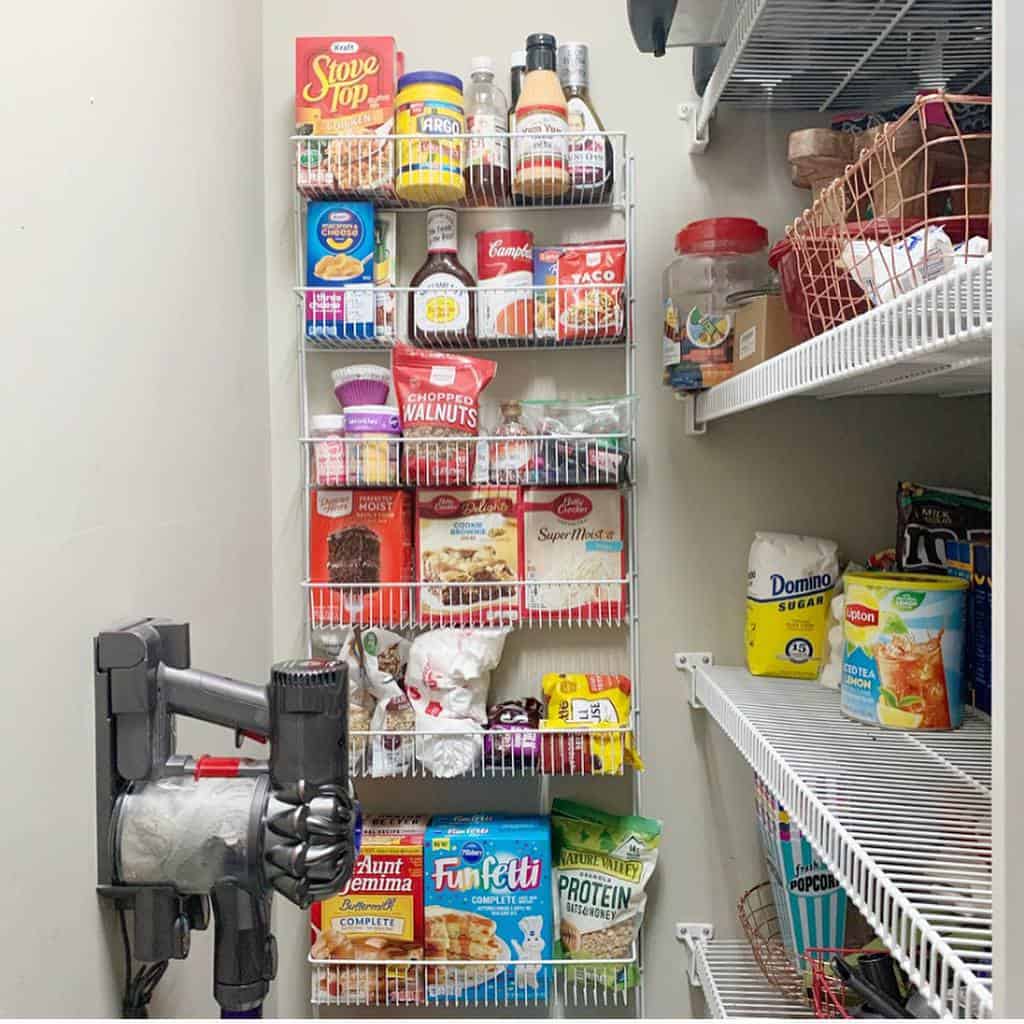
[662,217,770,392]
[344,405,401,484]
[331,364,391,408]
[310,414,347,488]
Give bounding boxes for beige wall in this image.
[0,1,272,1017]
[261,0,990,1019]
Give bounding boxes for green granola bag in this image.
[551,798,663,989]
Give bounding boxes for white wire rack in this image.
[698,0,992,134]
[304,433,631,488]
[294,131,627,209]
[309,946,637,1008]
[345,723,634,780]
[689,253,992,432]
[298,282,629,349]
[305,579,631,631]
[679,930,814,1019]
[679,661,993,1019]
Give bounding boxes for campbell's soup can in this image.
[841,572,968,730]
[476,228,534,340]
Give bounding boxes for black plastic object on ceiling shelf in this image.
[627,0,729,54]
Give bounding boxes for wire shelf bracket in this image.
[675,651,714,707]
[676,922,715,986]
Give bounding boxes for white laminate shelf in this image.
[688,255,992,433]
[679,661,992,1019]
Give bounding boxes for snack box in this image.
[972,542,992,716]
[295,36,399,194]
[416,487,520,625]
[311,815,427,1005]
[306,201,375,341]
[374,211,398,339]
[309,489,414,626]
[424,814,553,1003]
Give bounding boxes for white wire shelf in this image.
[309,945,637,1008]
[293,130,627,209]
[305,579,630,631]
[344,723,634,780]
[682,662,992,1019]
[682,932,814,1019]
[298,283,629,349]
[690,253,992,431]
[698,0,992,133]
[305,433,631,488]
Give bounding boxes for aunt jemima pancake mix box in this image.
[424,815,553,1003]
[311,815,427,1005]
[295,37,402,194]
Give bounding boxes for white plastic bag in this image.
[839,225,954,306]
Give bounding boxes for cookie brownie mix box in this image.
[521,488,627,622]
[311,815,427,1005]
[295,37,400,194]
[424,814,553,1003]
[416,487,520,624]
[310,489,413,625]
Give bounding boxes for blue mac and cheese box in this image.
[424,814,553,1003]
[305,201,375,341]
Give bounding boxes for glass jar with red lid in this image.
[662,217,771,393]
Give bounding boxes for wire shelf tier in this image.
[344,723,634,780]
[691,252,992,430]
[293,131,627,209]
[687,935,814,1019]
[305,433,631,489]
[686,664,992,1019]
[298,282,630,349]
[309,947,637,1008]
[305,579,630,631]
[698,0,992,132]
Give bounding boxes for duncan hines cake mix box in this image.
[309,490,413,626]
[311,815,427,1005]
[294,37,402,194]
[416,487,520,624]
[521,488,627,621]
[424,815,553,1002]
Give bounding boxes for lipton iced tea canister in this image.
[396,71,466,204]
[841,572,968,730]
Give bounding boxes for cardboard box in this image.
[311,815,427,1005]
[424,814,553,1002]
[306,201,375,341]
[733,295,800,372]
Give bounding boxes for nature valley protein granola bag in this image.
[551,799,662,990]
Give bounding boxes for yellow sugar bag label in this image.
[745,532,838,679]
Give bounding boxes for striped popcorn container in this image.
[753,774,847,968]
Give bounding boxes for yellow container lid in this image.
[845,571,968,591]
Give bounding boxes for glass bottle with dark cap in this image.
[512,33,570,200]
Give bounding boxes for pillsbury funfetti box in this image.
[424,814,553,1003]
[754,774,847,967]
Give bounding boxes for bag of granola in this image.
[551,798,662,990]
[392,344,497,485]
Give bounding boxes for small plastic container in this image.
[331,364,391,408]
[310,414,347,488]
[662,217,770,393]
[344,405,401,484]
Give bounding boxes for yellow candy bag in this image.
[540,673,643,774]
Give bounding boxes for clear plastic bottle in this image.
[464,56,510,206]
[490,400,533,483]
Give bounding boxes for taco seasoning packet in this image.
[551,798,662,990]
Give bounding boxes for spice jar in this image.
[310,414,348,488]
[343,405,401,484]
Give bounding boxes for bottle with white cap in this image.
[464,55,510,206]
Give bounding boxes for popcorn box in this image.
[424,814,553,1003]
[311,815,427,1005]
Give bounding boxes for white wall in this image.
[0,1,272,1017]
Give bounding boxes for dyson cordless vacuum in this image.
[95,618,360,1017]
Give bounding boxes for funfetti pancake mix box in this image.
[424,814,553,1003]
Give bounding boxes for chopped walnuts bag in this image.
[551,798,662,990]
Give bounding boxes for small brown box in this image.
[733,295,799,372]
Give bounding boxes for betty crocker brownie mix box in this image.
[295,37,403,194]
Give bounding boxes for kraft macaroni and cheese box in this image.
[306,201,375,341]
[424,814,553,1003]
[754,775,847,970]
